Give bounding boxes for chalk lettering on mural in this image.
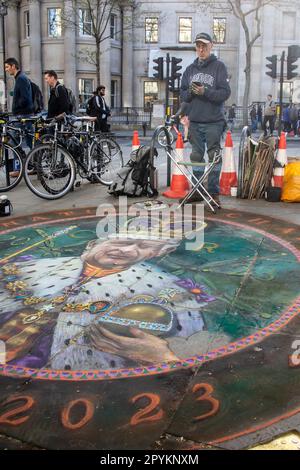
[290,340,300,367]
[130,393,164,426]
[192,383,220,421]
[61,398,95,430]
[0,395,35,426]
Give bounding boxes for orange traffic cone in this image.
[163,133,190,199]
[272,132,287,188]
[220,131,237,195]
[132,130,140,151]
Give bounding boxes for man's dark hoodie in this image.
[180,54,231,123]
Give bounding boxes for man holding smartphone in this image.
[180,33,231,206]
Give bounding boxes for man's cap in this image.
[194,32,213,44]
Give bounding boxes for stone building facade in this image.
[0,0,300,111]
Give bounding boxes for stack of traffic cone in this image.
[219,130,237,195]
[272,132,287,188]
[163,133,190,199]
[132,130,140,151]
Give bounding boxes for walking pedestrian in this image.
[91,85,111,132]
[4,57,34,149]
[257,104,263,129]
[250,104,257,132]
[289,103,298,137]
[227,104,236,132]
[263,94,276,136]
[44,70,70,119]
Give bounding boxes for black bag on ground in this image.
[265,186,281,202]
[108,145,158,197]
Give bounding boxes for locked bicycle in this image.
[23,115,123,199]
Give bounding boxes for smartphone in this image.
[192,81,202,86]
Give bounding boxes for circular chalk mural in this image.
[0,208,299,382]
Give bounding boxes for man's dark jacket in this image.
[12,71,33,115]
[47,82,69,118]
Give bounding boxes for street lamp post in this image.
[0,1,8,112]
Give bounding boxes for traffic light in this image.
[266,55,277,78]
[171,57,183,80]
[153,57,164,80]
[287,45,300,80]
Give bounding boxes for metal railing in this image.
[110,107,152,126]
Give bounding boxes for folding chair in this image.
[167,149,222,213]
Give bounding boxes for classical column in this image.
[64,0,76,96]
[100,35,111,105]
[121,3,133,107]
[6,1,19,111]
[29,0,42,88]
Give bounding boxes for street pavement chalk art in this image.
[0,207,299,449]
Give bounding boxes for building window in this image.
[110,14,117,39]
[282,12,296,40]
[79,9,92,36]
[144,81,158,109]
[78,78,94,106]
[179,17,192,43]
[48,8,62,38]
[24,11,30,39]
[213,18,226,44]
[111,80,118,108]
[145,17,158,43]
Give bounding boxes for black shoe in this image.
[179,192,203,204]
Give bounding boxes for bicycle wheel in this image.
[0,143,23,192]
[24,144,76,200]
[89,137,123,186]
[157,128,174,147]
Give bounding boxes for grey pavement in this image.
[3,133,300,225]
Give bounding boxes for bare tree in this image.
[193,0,274,124]
[63,0,140,87]
[227,0,274,124]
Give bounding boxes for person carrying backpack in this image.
[44,70,73,118]
[91,85,111,132]
[4,57,34,149]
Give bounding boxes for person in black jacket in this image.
[180,33,231,205]
[44,70,70,119]
[5,57,34,148]
[93,86,111,132]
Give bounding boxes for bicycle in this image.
[23,115,123,199]
[0,114,56,192]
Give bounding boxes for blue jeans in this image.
[189,121,224,195]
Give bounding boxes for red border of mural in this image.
[0,214,299,381]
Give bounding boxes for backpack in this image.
[55,84,76,114]
[30,81,44,113]
[108,145,158,197]
[86,95,95,116]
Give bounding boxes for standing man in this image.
[180,33,231,206]
[4,57,34,149]
[93,85,111,132]
[263,94,276,136]
[44,70,70,119]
